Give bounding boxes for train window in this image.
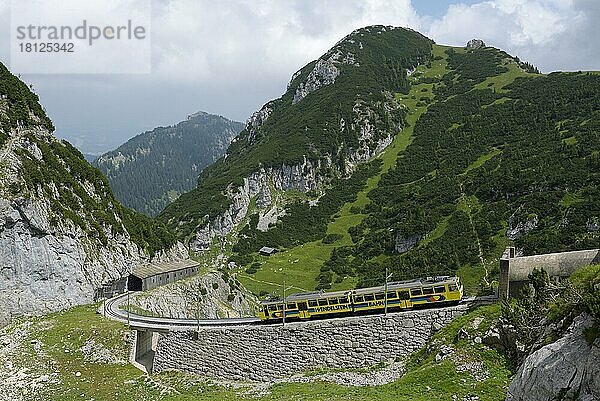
[364,294,375,301]
[268,305,277,311]
[286,303,296,310]
[277,304,284,310]
[434,285,446,293]
[318,299,328,306]
[338,297,348,304]
[410,288,422,297]
[387,291,397,299]
[354,295,364,302]
[329,298,339,305]
[422,287,434,295]
[399,291,410,300]
[375,293,385,300]
[449,284,458,291]
[308,300,318,307]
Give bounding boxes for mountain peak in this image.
[95,112,243,216]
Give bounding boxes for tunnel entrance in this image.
[128,275,143,291]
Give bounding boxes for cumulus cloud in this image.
[150,0,422,84]
[427,0,599,72]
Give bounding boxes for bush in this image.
[322,233,343,244]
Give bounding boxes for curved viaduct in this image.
[103,246,600,380]
[107,291,469,380]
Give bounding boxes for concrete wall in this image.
[499,247,600,297]
[130,329,159,373]
[152,305,467,381]
[141,266,199,291]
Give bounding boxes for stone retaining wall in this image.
[152,305,467,381]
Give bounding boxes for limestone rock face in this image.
[467,39,486,50]
[507,213,539,240]
[292,58,340,104]
[506,313,600,401]
[395,233,423,253]
[0,195,140,324]
[244,102,274,145]
[0,93,186,326]
[128,271,255,319]
[189,157,326,252]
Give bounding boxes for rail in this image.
[103,292,495,331]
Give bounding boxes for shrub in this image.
[322,233,343,244]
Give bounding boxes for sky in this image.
[0,0,599,154]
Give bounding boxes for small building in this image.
[499,246,600,297]
[259,246,278,256]
[128,259,200,292]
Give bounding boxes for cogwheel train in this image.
[258,276,463,321]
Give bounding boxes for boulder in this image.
[466,39,486,50]
[506,313,600,401]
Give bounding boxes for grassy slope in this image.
[1,302,511,401]
[235,45,450,297]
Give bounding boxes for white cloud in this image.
[426,0,598,72]
[150,0,423,84]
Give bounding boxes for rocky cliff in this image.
[0,62,184,325]
[128,270,254,319]
[506,313,600,401]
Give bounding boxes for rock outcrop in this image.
[466,39,486,50]
[128,271,254,319]
[506,313,600,401]
[292,58,340,104]
[189,157,327,251]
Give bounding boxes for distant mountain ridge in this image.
[94,112,243,216]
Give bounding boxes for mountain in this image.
[160,26,432,241]
[0,62,184,325]
[158,26,600,298]
[94,112,243,216]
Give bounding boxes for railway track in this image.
[103,292,261,330]
[103,292,492,331]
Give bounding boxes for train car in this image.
[258,276,463,321]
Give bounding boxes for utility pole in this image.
[127,290,130,327]
[282,277,286,326]
[384,267,392,316]
[197,279,201,333]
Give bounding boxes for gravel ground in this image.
[227,361,406,398]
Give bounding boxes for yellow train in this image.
[258,276,463,321]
